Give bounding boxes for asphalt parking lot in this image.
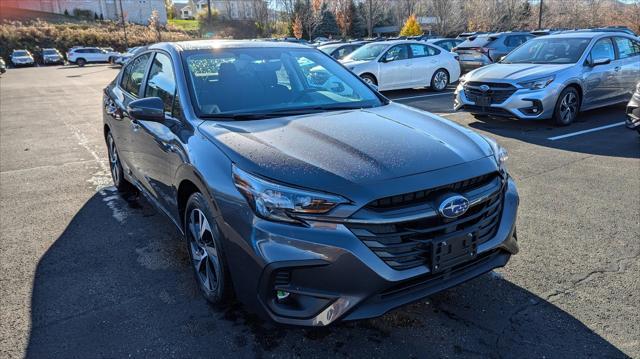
[1,65,638,358]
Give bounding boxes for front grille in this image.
[367,172,497,210]
[346,173,505,271]
[464,82,517,104]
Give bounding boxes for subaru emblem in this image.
[438,195,470,219]
[479,84,490,92]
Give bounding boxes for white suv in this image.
[67,47,119,67]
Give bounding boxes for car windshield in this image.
[43,49,58,55]
[502,37,591,64]
[318,44,341,54]
[14,51,29,56]
[183,47,384,117]
[344,43,388,61]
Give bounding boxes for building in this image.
[2,0,167,25]
[176,0,256,21]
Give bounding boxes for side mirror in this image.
[127,97,165,122]
[591,57,611,67]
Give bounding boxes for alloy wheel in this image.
[362,76,375,85]
[107,135,121,186]
[433,70,448,90]
[559,91,578,124]
[187,208,221,293]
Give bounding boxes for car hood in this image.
[468,63,574,81]
[198,103,493,193]
[340,59,372,68]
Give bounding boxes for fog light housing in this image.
[519,99,543,116]
[276,290,290,302]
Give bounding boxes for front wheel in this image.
[552,87,580,126]
[430,69,449,92]
[76,58,86,67]
[185,193,233,305]
[360,74,377,86]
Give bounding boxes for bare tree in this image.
[425,0,465,36]
[361,0,389,37]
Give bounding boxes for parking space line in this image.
[547,122,626,141]
[390,92,454,101]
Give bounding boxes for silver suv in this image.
[454,32,534,72]
[454,32,640,125]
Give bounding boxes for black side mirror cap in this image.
[127,97,165,122]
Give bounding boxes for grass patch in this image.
[168,19,199,32]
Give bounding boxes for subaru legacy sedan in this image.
[103,40,519,326]
[455,32,640,125]
[341,40,460,92]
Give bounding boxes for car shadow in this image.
[25,189,627,358]
[461,103,639,159]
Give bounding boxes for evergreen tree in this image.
[350,0,366,38]
[314,3,339,38]
[399,15,422,36]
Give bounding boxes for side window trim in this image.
[145,50,179,119]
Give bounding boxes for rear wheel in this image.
[430,69,449,92]
[185,193,233,305]
[552,87,580,126]
[76,58,86,67]
[107,132,133,193]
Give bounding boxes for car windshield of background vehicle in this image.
[183,47,383,117]
[318,44,341,54]
[43,49,58,55]
[344,43,388,61]
[502,37,591,64]
[13,51,29,56]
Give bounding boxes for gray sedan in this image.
[454,31,640,125]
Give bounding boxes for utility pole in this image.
[207,0,212,28]
[118,0,128,48]
[367,0,373,37]
[537,0,543,29]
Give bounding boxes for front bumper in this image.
[225,177,519,326]
[454,82,562,120]
[626,94,640,131]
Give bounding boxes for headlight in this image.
[518,75,555,90]
[232,165,348,223]
[458,74,468,85]
[482,136,508,173]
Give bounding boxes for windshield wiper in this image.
[200,105,374,120]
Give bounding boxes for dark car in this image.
[454,32,534,72]
[317,41,368,60]
[0,58,6,73]
[626,82,640,134]
[103,40,519,326]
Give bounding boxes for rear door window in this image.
[614,37,640,59]
[505,35,528,48]
[145,52,176,114]
[121,53,152,97]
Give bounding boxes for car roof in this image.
[543,31,629,39]
[168,40,309,52]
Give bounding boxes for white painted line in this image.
[547,122,626,141]
[391,92,454,101]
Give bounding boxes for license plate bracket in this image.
[474,95,491,107]
[431,233,478,273]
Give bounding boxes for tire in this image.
[76,58,86,67]
[552,87,580,126]
[360,74,377,86]
[106,132,134,193]
[184,192,233,305]
[430,69,449,92]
